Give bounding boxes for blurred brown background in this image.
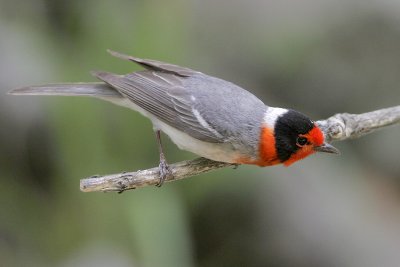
[1,0,400,266]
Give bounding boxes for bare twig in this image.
[80,105,400,192]
[316,106,400,142]
[80,158,233,192]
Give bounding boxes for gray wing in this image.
[107,50,200,77]
[92,70,225,143]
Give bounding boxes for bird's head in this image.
[272,109,339,166]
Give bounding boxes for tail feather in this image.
[8,83,122,97]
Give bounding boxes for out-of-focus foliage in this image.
[1,1,400,266]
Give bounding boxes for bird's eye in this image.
[296,136,308,147]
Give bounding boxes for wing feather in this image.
[107,50,200,77]
[92,70,224,143]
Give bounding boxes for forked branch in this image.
[80,105,400,193]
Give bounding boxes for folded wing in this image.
[92,70,225,143]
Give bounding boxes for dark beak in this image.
[314,143,340,154]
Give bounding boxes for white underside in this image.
[104,96,239,163]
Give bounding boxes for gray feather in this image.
[91,68,267,157]
[10,51,268,157]
[92,70,224,143]
[8,83,122,97]
[185,74,267,155]
[107,50,200,77]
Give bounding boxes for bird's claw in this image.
[157,160,173,187]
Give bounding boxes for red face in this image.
[283,125,325,166]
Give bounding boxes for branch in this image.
[80,158,234,192]
[80,105,400,192]
[316,106,400,142]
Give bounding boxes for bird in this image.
[9,50,339,186]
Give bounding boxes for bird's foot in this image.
[156,160,173,187]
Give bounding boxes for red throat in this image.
[283,146,315,166]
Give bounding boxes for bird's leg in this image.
[155,130,172,187]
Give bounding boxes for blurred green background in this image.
[1,0,400,266]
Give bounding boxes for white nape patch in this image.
[190,95,196,101]
[263,107,288,127]
[192,108,223,138]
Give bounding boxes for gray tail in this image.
[8,82,122,98]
